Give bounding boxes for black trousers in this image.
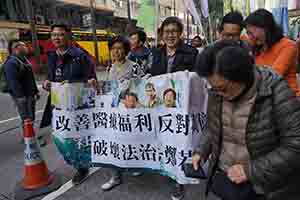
[211,170,265,200]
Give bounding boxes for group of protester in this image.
[2,7,300,200]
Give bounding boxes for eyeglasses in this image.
[51,32,66,38]
[208,79,235,94]
[246,30,256,39]
[246,26,264,40]
[111,47,125,51]
[163,29,180,36]
[221,32,240,40]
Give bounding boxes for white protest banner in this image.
[51,71,208,184]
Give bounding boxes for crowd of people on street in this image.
[2,7,300,200]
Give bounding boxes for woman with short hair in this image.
[101,36,146,191]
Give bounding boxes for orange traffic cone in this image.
[22,119,53,189]
[14,119,61,200]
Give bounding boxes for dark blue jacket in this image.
[4,55,38,98]
[47,46,96,82]
[128,47,152,71]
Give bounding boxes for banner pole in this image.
[155,0,159,47]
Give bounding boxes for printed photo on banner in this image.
[51,72,208,184]
[51,82,96,111]
[98,78,185,109]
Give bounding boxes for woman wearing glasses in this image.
[193,40,300,200]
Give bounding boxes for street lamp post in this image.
[155,0,159,47]
[173,0,176,16]
[187,11,190,43]
[25,0,41,70]
[127,0,131,21]
[90,0,100,65]
[126,0,135,34]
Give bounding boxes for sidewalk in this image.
[47,167,220,200]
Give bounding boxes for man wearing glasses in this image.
[218,11,253,55]
[150,16,198,77]
[150,16,198,200]
[43,24,97,186]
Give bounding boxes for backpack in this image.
[0,62,9,93]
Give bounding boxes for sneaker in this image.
[101,177,121,191]
[72,169,89,185]
[171,184,184,200]
[131,172,143,177]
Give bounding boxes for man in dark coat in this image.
[43,24,97,186]
[218,11,253,55]
[150,17,198,77]
[4,40,39,122]
[150,16,198,200]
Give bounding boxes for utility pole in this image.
[127,0,131,21]
[173,0,176,16]
[187,11,190,44]
[155,0,159,47]
[90,0,100,65]
[126,0,135,34]
[25,0,40,70]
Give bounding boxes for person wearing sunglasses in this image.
[4,40,40,122]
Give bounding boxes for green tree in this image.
[137,0,156,36]
[208,0,224,41]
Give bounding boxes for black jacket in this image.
[47,46,96,82]
[150,43,198,76]
[4,55,38,98]
[196,67,300,200]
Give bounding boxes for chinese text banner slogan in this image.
[51,71,208,184]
